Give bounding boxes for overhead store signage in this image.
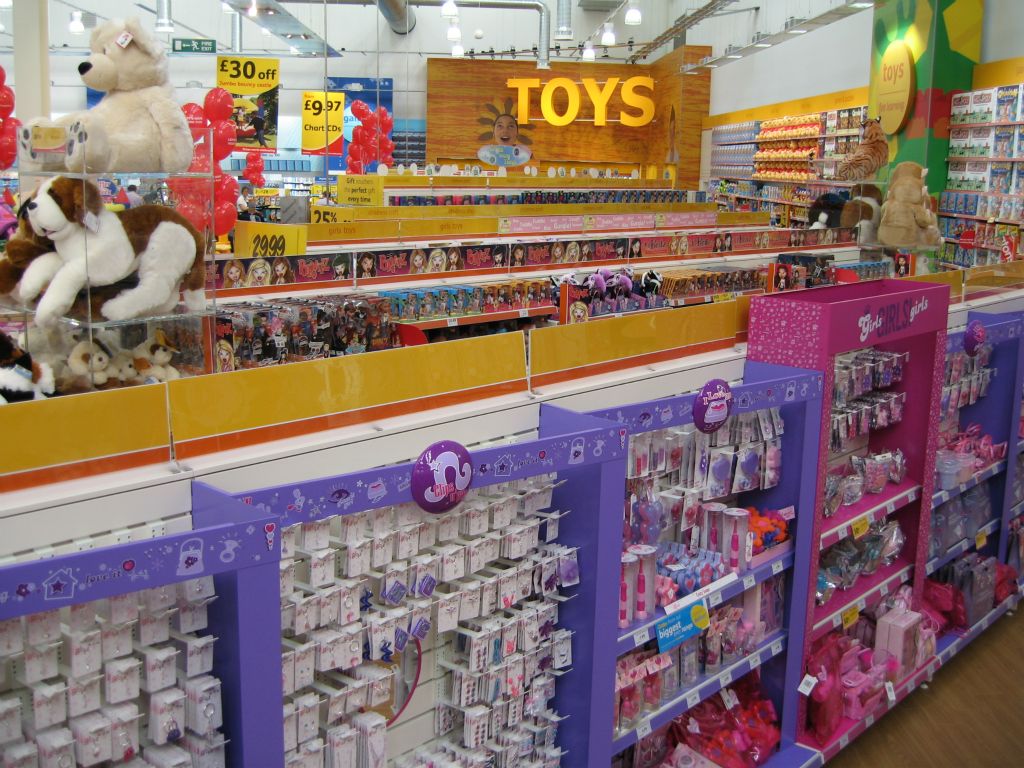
[173,38,216,54]
[505,76,655,127]
[876,41,916,134]
[301,90,346,156]
[217,55,280,153]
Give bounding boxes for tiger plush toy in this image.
[836,118,888,181]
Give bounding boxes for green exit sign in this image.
[172,38,216,54]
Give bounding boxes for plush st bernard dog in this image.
[18,176,205,326]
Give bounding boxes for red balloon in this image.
[4,117,21,137]
[0,86,14,121]
[0,66,6,87]
[203,88,233,122]
[213,199,237,236]
[245,150,264,171]
[214,173,239,203]
[182,103,206,141]
[250,172,265,188]
[351,100,371,120]
[211,119,237,161]
[3,188,14,207]
[347,159,363,175]
[347,142,363,162]
[352,125,368,146]
[0,131,15,169]
[177,198,208,232]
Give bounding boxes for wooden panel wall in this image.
[426,46,710,186]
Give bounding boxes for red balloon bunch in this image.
[346,100,395,175]
[0,67,19,169]
[174,88,239,236]
[242,150,264,189]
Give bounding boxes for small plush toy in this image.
[19,177,206,326]
[808,193,846,230]
[839,183,883,244]
[132,329,180,382]
[111,351,142,386]
[0,330,55,404]
[764,442,782,487]
[20,18,192,173]
[62,338,114,390]
[836,118,888,181]
[877,161,941,248]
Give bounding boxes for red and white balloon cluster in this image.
[347,100,394,175]
[0,67,21,170]
[172,88,239,236]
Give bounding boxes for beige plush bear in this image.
[20,18,193,173]
[877,162,941,249]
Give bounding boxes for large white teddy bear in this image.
[20,17,193,173]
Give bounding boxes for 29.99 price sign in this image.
[301,91,346,155]
[234,222,308,260]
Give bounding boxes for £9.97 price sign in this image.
[301,91,345,155]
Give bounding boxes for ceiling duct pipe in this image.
[230,9,243,52]
[376,0,417,34]
[411,0,550,68]
[154,0,174,33]
[554,0,572,40]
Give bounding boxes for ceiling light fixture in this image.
[441,0,459,19]
[624,1,641,26]
[69,11,85,34]
[0,0,12,8]
[451,42,465,58]
[581,40,595,61]
[247,1,258,18]
[600,22,615,46]
[724,45,742,59]
[289,45,298,54]
[751,32,772,47]
[446,19,462,42]
[848,1,874,8]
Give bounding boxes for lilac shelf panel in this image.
[611,631,787,753]
[761,743,825,768]
[818,480,921,550]
[617,548,793,654]
[931,460,1006,509]
[810,560,913,640]
[925,517,1001,575]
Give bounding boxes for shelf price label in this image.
[234,222,308,260]
[742,574,755,590]
[975,530,988,549]
[850,516,870,539]
[636,719,652,738]
[685,690,701,709]
[771,560,784,575]
[885,681,896,704]
[841,604,860,630]
[632,628,651,646]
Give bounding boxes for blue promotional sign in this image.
[325,77,394,173]
[655,598,710,653]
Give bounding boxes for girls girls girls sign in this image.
[831,284,947,350]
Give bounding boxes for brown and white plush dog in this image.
[18,176,205,326]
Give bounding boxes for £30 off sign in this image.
[234,222,308,260]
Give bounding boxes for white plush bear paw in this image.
[99,295,135,322]
[65,120,89,167]
[65,118,110,172]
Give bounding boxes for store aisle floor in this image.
[828,604,1024,768]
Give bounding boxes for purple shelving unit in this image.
[230,404,628,768]
[0,485,284,767]
[748,279,951,754]
[584,361,825,760]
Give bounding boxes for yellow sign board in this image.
[252,188,278,197]
[234,221,308,259]
[301,91,345,155]
[310,205,345,225]
[216,55,280,94]
[338,176,385,207]
[877,41,916,134]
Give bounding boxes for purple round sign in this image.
[410,440,474,514]
[693,379,733,433]
[964,319,986,357]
